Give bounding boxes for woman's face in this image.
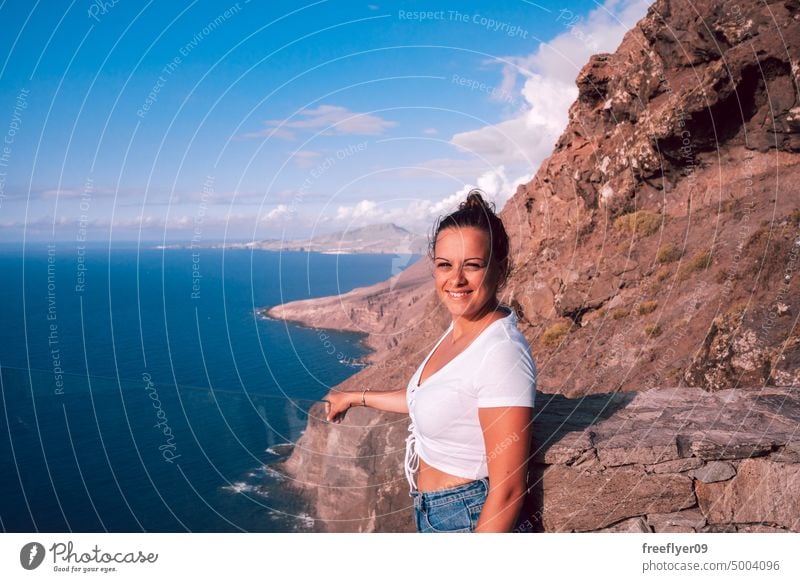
[432,226,501,319]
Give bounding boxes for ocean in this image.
[0,243,420,532]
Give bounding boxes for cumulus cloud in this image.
[260,204,295,223]
[451,0,650,166]
[335,199,380,222]
[426,165,534,215]
[331,165,534,231]
[239,105,397,141]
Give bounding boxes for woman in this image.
[323,189,537,533]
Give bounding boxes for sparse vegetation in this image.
[666,367,683,382]
[610,307,630,320]
[541,321,571,347]
[656,267,671,282]
[637,301,659,315]
[725,302,748,320]
[722,199,739,213]
[688,250,712,270]
[644,323,662,337]
[789,209,800,226]
[613,210,663,237]
[656,243,683,264]
[678,249,713,280]
[746,227,769,250]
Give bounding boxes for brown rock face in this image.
[647,508,707,533]
[269,0,800,532]
[521,386,800,533]
[500,0,800,397]
[697,458,800,531]
[541,466,695,531]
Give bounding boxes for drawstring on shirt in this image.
[404,421,419,495]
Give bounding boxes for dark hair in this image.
[427,188,512,291]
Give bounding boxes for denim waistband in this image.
[410,476,489,508]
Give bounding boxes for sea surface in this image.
[0,242,420,532]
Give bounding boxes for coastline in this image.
[257,307,376,366]
[258,255,436,363]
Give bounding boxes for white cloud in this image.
[498,0,651,87]
[330,166,534,231]
[0,214,71,229]
[335,199,380,222]
[260,204,295,223]
[239,105,397,141]
[431,166,534,214]
[451,0,650,166]
[290,149,323,168]
[174,189,264,204]
[7,1,649,243]
[36,186,116,199]
[331,0,652,238]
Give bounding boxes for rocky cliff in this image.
[269,0,800,532]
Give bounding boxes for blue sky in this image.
[0,0,651,242]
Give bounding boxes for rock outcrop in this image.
[269,0,800,532]
[262,254,441,357]
[529,386,800,532]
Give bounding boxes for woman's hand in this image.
[322,390,358,423]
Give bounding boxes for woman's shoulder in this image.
[482,321,533,358]
[472,317,537,392]
[481,304,513,329]
[491,305,526,338]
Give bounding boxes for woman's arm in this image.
[323,388,408,422]
[474,406,533,532]
[362,388,409,414]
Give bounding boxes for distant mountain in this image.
[248,223,428,254]
[155,223,428,255]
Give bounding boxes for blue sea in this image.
[0,242,420,532]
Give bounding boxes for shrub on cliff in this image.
[614,210,663,237]
[637,301,659,315]
[657,243,683,263]
[542,321,572,348]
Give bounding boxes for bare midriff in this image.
[416,456,475,492]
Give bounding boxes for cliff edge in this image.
[270,0,800,532]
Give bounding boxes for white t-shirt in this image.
[403,305,537,494]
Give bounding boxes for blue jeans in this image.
[410,477,489,533]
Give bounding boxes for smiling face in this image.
[432,226,502,319]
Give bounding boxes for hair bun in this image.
[460,189,495,213]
